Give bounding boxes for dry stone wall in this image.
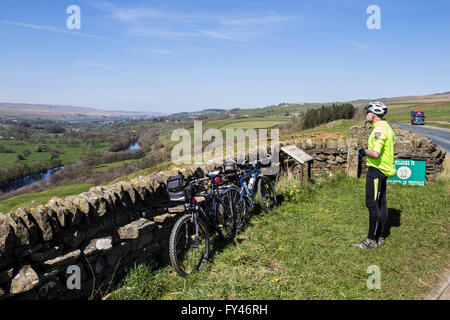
[279,138,348,176]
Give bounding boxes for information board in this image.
[281,145,313,164]
[387,159,426,186]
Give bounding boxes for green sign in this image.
[387,159,426,186]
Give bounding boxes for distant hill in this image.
[349,91,450,108]
[1,91,448,121]
[0,103,162,121]
[197,109,227,113]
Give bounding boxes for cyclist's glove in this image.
[358,148,366,158]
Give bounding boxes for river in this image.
[125,141,142,151]
[0,141,142,194]
[1,165,67,193]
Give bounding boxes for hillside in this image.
[349,91,450,109]
[0,103,161,121]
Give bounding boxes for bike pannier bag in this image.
[224,161,237,174]
[166,174,186,202]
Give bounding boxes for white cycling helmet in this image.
[365,101,388,116]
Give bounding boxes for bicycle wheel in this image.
[216,189,237,242]
[227,185,247,229]
[257,176,277,213]
[169,214,210,277]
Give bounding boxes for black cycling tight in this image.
[365,167,388,241]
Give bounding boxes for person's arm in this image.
[363,149,380,159]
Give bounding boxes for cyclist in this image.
[353,102,397,249]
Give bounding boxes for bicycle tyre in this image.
[169,214,210,277]
[216,189,237,242]
[257,176,277,213]
[228,185,247,229]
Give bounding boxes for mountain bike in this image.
[166,169,237,277]
[224,156,277,229]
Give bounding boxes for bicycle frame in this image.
[239,167,259,198]
[196,179,234,229]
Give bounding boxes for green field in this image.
[234,103,325,118]
[282,119,362,140]
[384,101,450,123]
[0,138,110,169]
[110,171,449,300]
[92,159,140,172]
[218,118,288,130]
[196,117,289,131]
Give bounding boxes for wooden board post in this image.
[307,161,312,182]
[299,163,304,187]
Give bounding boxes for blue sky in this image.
[0,0,449,113]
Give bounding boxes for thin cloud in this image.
[123,46,175,55]
[126,26,198,38]
[94,1,290,42]
[149,49,174,55]
[348,41,369,51]
[75,61,113,70]
[0,19,107,40]
[198,29,252,42]
[219,15,292,26]
[94,1,197,24]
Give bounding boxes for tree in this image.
[23,149,31,157]
[45,125,66,134]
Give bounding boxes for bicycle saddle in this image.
[207,169,221,179]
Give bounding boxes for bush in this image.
[36,144,50,152]
[45,125,66,134]
[303,103,355,129]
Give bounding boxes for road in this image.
[395,123,450,152]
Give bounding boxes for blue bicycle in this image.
[223,156,277,229]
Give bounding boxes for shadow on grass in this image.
[384,208,402,239]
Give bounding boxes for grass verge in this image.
[425,122,450,130]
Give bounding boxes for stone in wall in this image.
[0,217,14,258]
[117,218,155,240]
[29,245,64,263]
[9,265,40,295]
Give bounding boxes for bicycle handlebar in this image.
[236,154,273,169]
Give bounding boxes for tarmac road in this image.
[395,123,450,152]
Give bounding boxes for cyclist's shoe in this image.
[352,237,378,250]
[377,237,385,246]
